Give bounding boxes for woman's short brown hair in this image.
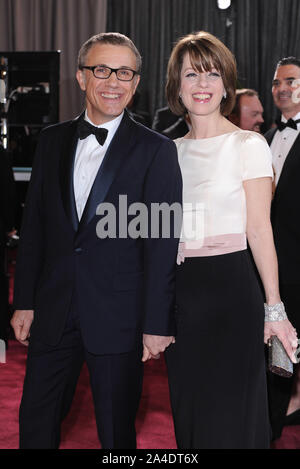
[166,31,237,116]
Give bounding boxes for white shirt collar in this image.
[84,110,124,128]
[281,111,300,125]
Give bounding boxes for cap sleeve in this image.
[241,132,273,181]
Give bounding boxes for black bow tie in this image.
[276,118,300,131]
[77,119,108,145]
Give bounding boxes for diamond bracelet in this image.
[264,301,288,322]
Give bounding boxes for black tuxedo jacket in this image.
[13,111,182,354]
[265,127,300,284]
[0,148,16,243]
[162,117,189,140]
[152,107,179,133]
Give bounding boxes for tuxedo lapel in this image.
[77,111,136,233]
[274,133,300,200]
[264,128,277,146]
[59,115,82,231]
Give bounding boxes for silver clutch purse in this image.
[268,336,300,378]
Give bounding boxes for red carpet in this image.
[0,340,176,449]
[1,340,300,449]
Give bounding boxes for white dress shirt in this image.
[73,111,124,220]
[270,111,300,186]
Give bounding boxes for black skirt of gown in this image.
[165,249,270,449]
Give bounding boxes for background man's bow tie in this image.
[77,119,108,145]
[276,118,300,131]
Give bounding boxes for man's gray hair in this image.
[276,56,300,70]
[78,32,142,72]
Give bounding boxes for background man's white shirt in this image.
[271,111,300,185]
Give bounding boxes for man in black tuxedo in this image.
[265,56,300,440]
[152,106,179,133]
[152,105,189,139]
[11,32,182,449]
[162,114,190,140]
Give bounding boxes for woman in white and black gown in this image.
[164,31,298,449]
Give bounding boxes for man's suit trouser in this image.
[19,310,144,449]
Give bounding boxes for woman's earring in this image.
[223,90,227,99]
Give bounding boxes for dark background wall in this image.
[107,0,300,129]
[1,0,300,128]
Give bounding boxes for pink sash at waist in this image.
[177,233,247,264]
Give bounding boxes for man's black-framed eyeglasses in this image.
[79,65,140,81]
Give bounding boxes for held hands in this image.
[10,310,34,346]
[264,319,298,364]
[142,334,175,362]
